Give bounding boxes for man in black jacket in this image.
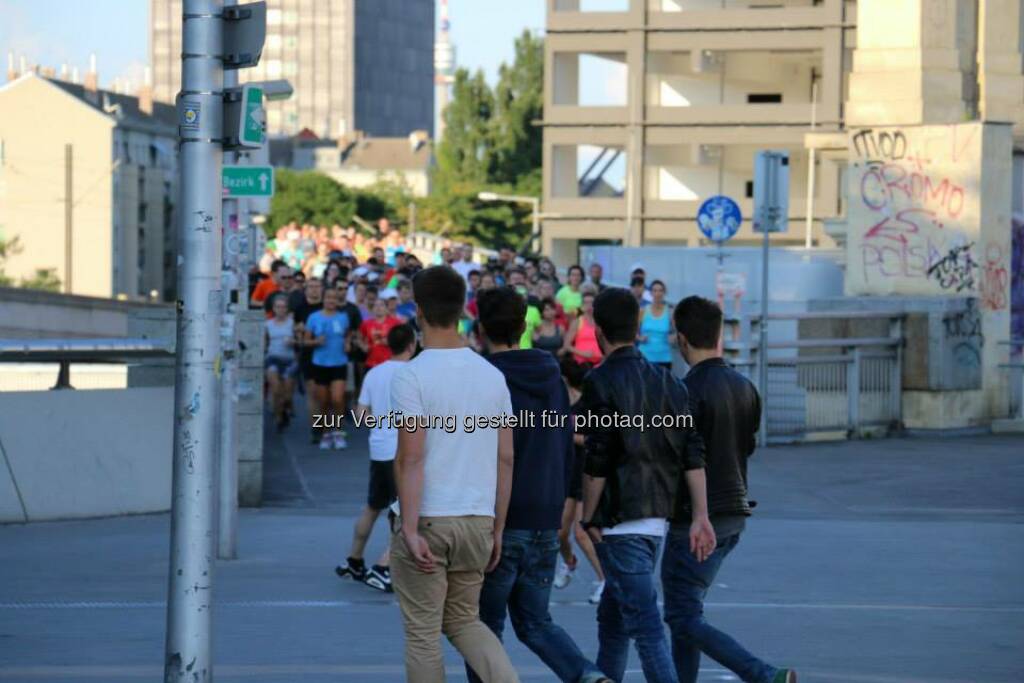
[467,287,611,683]
[578,288,715,683]
[662,296,796,683]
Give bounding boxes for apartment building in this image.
[150,0,435,139]
[0,71,178,300]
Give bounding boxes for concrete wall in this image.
[0,387,173,522]
[0,287,172,339]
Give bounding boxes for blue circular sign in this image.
[697,195,742,243]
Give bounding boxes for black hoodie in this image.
[487,349,574,530]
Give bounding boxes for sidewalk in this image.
[0,404,1022,681]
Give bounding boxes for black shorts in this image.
[367,460,397,510]
[299,352,315,381]
[311,363,347,386]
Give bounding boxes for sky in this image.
[0,0,546,90]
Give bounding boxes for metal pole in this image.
[217,0,240,561]
[165,2,223,681]
[757,154,774,448]
[64,143,73,294]
[805,82,817,250]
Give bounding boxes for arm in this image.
[578,373,615,541]
[684,468,715,562]
[396,427,434,572]
[488,427,514,572]
[581,474,607,544]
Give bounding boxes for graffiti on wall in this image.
[847,124,1010,311]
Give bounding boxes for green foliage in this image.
[425,30,544,249]
[0,237,61,291]
[267,169,357,234]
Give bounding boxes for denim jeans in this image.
[594,534,678,683]
[466,529,605,683]
[661,529,779,683]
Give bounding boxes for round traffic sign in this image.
[697,195,742,243]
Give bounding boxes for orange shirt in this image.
[252,278,279,304]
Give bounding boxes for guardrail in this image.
[0,338,174,390]
[998,339,1024,420]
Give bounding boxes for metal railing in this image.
[999,339,1024,420]
[0,338,174,390]
[723,311,905,443]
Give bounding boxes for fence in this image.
[1000,339,1024,420]
[0,338,174,391]
[724,312,905,443]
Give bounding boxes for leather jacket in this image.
[672,357,760,523]
[579,346,705,528]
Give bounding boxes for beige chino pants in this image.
[391,515,519,683]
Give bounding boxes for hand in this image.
[401,529,436,573]
[689,515,716,562]
[485,531,503,573]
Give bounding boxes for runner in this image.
[638,280,674,371]
[466,286,611,683]
[577,287,714,683]
[293,278,325,443]
[663,296,797,683]
[562,289,603,367]
[336,324,417,593]
[250,259,289,309]
[532,298,565,357]
[556,265,585,316]
[304,287,351,450]
[390,265,519,683]
[359,297,401,369]
[264,295,298,432]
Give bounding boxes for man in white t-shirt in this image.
[452,243,477,282]
[335,323,417,593]
[390,265,520,683]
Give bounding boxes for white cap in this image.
[379,288,398,300]
[353,266,369,277]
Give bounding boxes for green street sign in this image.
[222,166,274,197]
[239,84,264,147]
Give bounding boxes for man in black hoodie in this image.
[466,287,610,683]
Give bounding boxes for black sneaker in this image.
[364,564,393,593]
[334,557,367,582]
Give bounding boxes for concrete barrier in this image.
[0,387,173,522]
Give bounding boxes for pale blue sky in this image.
[0,0,545,89]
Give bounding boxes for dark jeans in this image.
[466,529,604,683]
[595,534,678,683]
[661,529,779,683]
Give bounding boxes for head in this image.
[673,296,723,364]
[630,276,646,301]
[567,265,584,288]
[271,293,289,319]
[305,277,324,303]
[325,261,341,283]
[387,323,417,359]
[468,270,482,291]
[631,266,646,284]
[293,271,306,289]
[386,296,398,315]
[477,286,527,351]
[354,281,368,301]
[650,279,666,304]
[580,290,596,317]
[460,244,473,262]
[589,262,603,283]
[541,297,558,322]
[270,259,289,285]
[365,286,379,310]
[378,217,391,235]
[373,246,385,263]
[524,261,539,279]
[397,279,413,303]
[412,265,466,332]
[322,287,340,312]
[593,288,640,352]
[480,272,496,290]
[508,267,526,288]
[440,247,453,264]
[371,297,388,320]
[537,276,556,300]
[394,252,407,269]
[279,269,296,291]
[539,259,556,277]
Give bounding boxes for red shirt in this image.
[360,316,400,368]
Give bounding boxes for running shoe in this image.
[588,580,605,605]
[772,670,797,683]
[553,557,575,589]
[332,431,348,450]
[364,565,393,593]
[334,557,367,582]
[318,434,333,451]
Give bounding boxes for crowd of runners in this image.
[249,222,796,683]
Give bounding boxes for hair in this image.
[387,323,416,355]
[568,264,584,279]
[630,276,646,289]
[468,269,482,279]
[650,279,666,292]
[593,287,639,345]
[560,354,588,390]
[540,296,558,312]
[580,283,598,297]
[477,286,527,347]
[271,259,288,273]
[397,279,412,292]
[412,266,466,328]
[673,296,723,351]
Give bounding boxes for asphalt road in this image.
[0,399,1022,683]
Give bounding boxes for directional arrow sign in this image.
[222,166,274,198]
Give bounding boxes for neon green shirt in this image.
[520,305,541,349]
[556,285,583,315]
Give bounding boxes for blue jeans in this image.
[595,534,678,683]
[466,529,605,683]
[661,529,779,683]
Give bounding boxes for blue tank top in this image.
[638,307,672,363]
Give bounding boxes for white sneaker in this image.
[332,431,347,450]
[553,558,575,589]
[318,433,333,450]
[588,580,605,605]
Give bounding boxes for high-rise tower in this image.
[434,0,456,140]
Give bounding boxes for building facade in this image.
[541,0,1024,265]
[150,0,435,139]
[0,72,178,300]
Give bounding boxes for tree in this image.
[267,169,357,234]
[0,236,17,287]
[20,268,61,292]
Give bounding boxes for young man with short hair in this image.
[390,266,519,683]
[578,288,714,683]
[466,287,611,683]
[663,296,797,683]
[293,277,324,443]
[336,324,417,593]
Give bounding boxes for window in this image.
[745,181,754,198]
[747,93,783,103]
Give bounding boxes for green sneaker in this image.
[772,670,797,683]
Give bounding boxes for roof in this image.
[44,76,177,137]
[338,137,433,172]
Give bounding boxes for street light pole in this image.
[165,1,223,680]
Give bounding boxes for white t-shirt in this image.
[390,347,513,518]
[452,260,476,281]
[603,517,667,537]
[264,318,294,359]
[358,359,404,462]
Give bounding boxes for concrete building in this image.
[150,0,435,139]
[0,69,178,300]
